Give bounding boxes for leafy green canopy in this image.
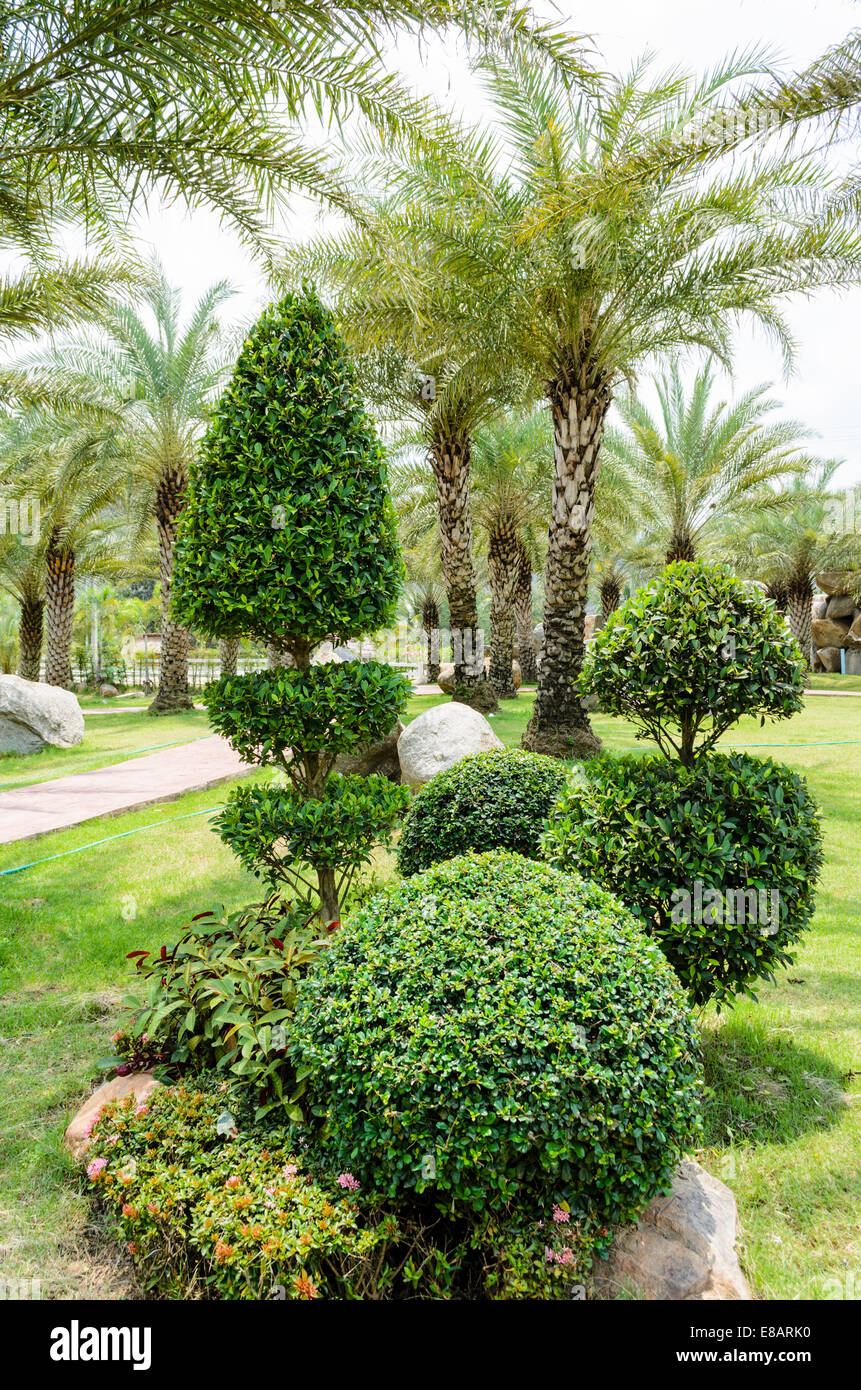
[543,752,823,1010]
[397,748,566,876]
[173,288,402,653]
[292,851,702,1224]
[581,561,804,765]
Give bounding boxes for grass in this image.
[806,673,861,692]
[0,692,858,1299]
[0,709,212,790]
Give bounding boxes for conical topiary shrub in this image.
[173,287,410,924]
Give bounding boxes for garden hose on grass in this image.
[0,805,223,877]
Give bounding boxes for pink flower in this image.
[551,1204,570,1224]
[336,1172,360,1192]
[225,1175,240,1189]
[134,1103,149,1117]
[282,1163,298,1181]
[106,1133,120,1145]
[86,1158,108,1180]
[544,1246,556,1263]
[555,1247,575,1266]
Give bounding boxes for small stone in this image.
[99,683,119,698]
[64,1071,162,1160]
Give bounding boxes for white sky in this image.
[129,0,861,485]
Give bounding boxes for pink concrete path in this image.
[0,735,253,845]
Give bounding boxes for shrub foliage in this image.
[581,561,804,765]
[292,851,702,1225]
[396,748,568,876]
[543,752,823,1008]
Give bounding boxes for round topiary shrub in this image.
[396,748,567,876]
[581,560,804,765]
[542,752,823,1009]
[292,851,702,1225]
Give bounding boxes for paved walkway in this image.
[0,735,253,845]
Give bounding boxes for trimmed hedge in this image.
[292,851,702,1225]
[542,752,823,1008]
[396,748,567,876]
[580,561,804,765]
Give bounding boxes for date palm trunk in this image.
[523,372,609,758]
[44,533,75,689]
[514,545,537,684]
[429,429,497,713]
[488,518,521,698]
[600,574,622,622]
[421,594,441,684]
[149,468,193,713]
[667,532,696,564]
[19,593,44,681]
[786,573,814,671]
[219,636,240,677]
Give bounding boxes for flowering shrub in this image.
[396,748,567,876]
[85,1075,598,1299]
[99,1027,169,1078]
[291,851,702,1227]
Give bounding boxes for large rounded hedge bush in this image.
[396,748,567,876]
[542,752,823,1009]
[292,852,702,1224]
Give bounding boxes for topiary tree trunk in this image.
[600,573,622,622]
[44,532,75,689]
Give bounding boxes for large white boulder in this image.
[0,675,84,754]
[398,702,503,789]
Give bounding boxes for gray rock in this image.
[812,596,828,621]
[397,702,503,789]
[812,616,851,649]
[0,675,84,754]
[99,682,119,698]
[590,1159,752,1301]
[815,570,853,597]
[333,645,359,663]
[817,646,842,673]
[334,723,404,782]
[826,594,856,619]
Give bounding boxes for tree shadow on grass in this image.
[700,1016,848,1150]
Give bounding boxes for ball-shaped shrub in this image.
[542,752,823,1009]
[396,748,567,876]
[581,561,804,766]
[292,852,702,1223]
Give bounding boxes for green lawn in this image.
[0,708,212,790]
[0,692,858,1299]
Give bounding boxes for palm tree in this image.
[0,536,44,680]
[726,464,861,668]
[219,638,240,678]
[22,266,237,710]
[470,411,553,696]
[603,364,812,564]
[514,539,538,683]
[375,52,861,756]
